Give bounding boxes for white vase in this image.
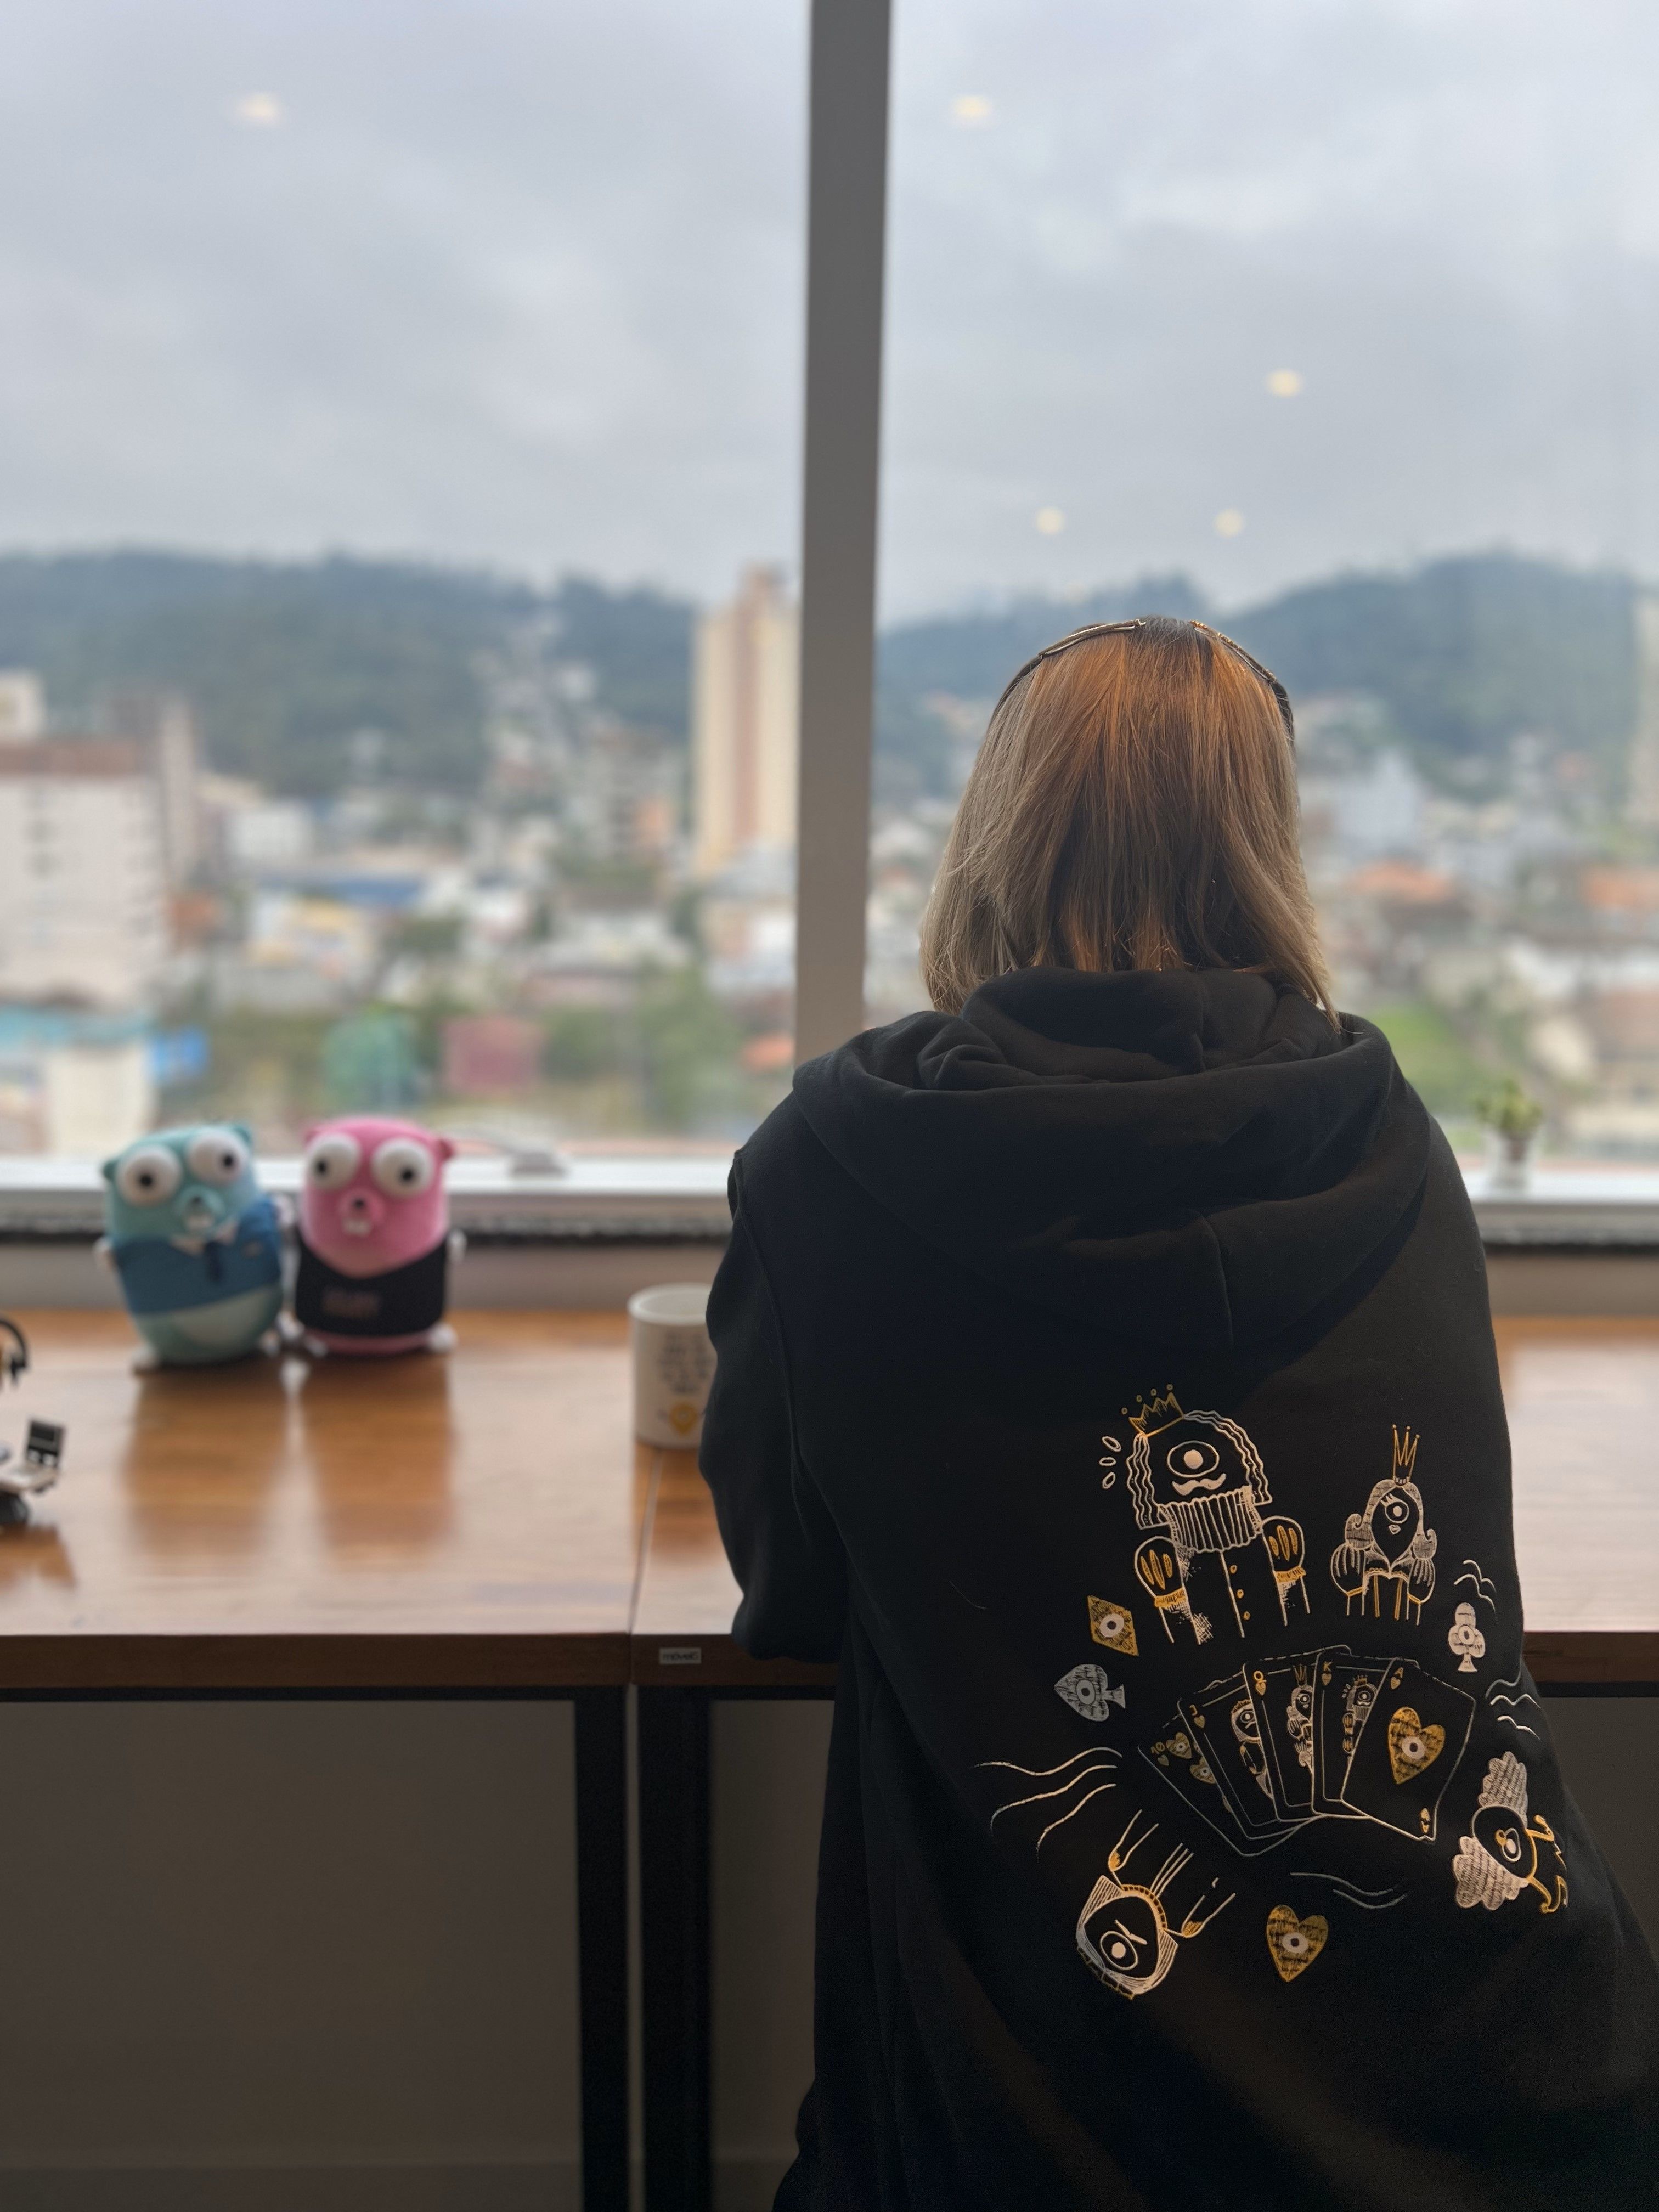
[1486,1127,1536,1195]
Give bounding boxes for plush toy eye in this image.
[116,1145,182,1207]
[184,1127,250,1186]
[306,1132,362,1188]
[371,1137,436,1197]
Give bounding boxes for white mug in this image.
[628,1283,716,1448]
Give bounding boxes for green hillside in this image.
[0,551,691,798]
[1228,554,1635,772]
[879,554,1639,797]
[0,546,1638,804]
[873,574,1206,795]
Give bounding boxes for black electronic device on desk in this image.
[0,1317,66,1526]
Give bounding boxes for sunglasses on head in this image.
[994,616,1295,743]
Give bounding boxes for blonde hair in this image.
[919,616,1334,1019]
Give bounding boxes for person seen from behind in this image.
[700,615,1659,2210]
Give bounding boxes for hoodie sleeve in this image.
[699,1150,847,1663]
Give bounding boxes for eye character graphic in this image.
[1473,1804,1536,1877]
[1331,1430,1437,1622]
[1169,1441,1218,1476]
[1076,1814,1234,2000]
[1231,1697,1273,1795]
[1165,1437,1227,1495]
[1457,1754,1568,1916]
[1080,1890,1168,1993]
[1286,1683,1316,1767]
[1094,1913,1152,1974]
[1368,1484,1421,1558]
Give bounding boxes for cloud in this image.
[1,0,1656,617]
[0,0,806,592]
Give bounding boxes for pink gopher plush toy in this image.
[294,1116,463,1355]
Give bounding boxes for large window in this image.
[12,2,1659,1181]
[0,1,804,1156]
[873,0,1659,1166]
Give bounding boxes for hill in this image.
[0,551,692,798]
[873,574,1206,795]
[878,553,1639,797]
[1228,554,1635,774]
[0,546,1638,804]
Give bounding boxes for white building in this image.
[107,689,205,888]
[0,737,168,1009]
[692,566,799,879]
[222,796,315,873]
[0,672,46,742]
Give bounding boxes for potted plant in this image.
[1474,1076,1545,1194]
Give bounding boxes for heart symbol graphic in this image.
[1266,1905,1327,1983]
[667,1401,699,1437]
[1386,1706,1445,1785]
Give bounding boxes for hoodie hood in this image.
[791,966,1432,1353]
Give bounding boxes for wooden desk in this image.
[632,1317,1659,1694]
[630,1316,1659,2212]
[1499,1316,1659,1688]
[0,1310,639,2212]
[633,1446,835,1692]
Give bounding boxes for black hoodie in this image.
[700,968,1659,2211]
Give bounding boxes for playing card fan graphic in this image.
[1143,1646,1475,1857]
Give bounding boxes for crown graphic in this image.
[1391,1424,1420,1477]
[1125,1386,1184,1437]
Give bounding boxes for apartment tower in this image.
[0,731,168,1009]
[1628,592,1659,828]
[691,566,799,879]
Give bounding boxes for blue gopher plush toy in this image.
[100,1124,285,1367]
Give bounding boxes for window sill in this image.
[0,1153,735,1244]
[0,1156,1655,1253]
[1466,1167,1659,1252]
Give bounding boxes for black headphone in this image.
[993,615,1297,747]
[0,1316,30,1388]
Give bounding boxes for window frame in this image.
[2,3,1648,1240]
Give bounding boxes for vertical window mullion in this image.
[793,0,892,1064]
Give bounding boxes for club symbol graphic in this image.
[1447,1601,1486,1673]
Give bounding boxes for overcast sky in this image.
[4,0,1659,616]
